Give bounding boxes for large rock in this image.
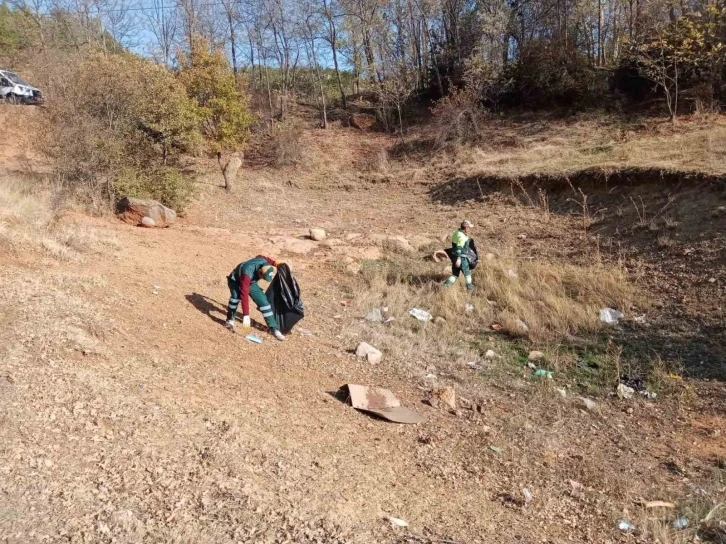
[349,113,377,131]
[370,234,414,253]
[118,197,176,228]
[309,228,327,241]
[356,342,382,364]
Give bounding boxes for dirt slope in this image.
[1,121,725,543]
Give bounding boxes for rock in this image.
[117,197,176,227]
[140,216,156,228]
[434,316,447,325]
[386,516,408,528]
[355,342,382,364]
[516,320,529,333]
[527,362,537,370]
[349,113,377,131]
[432,386,456,410]
[484,349,498,359]
[581,397,597,411]
[223,153,243,189]
[408,235,434,250]
[370,234,414,253]
[271,237,318,255]
[528,350,545,361]
[517,234,527,240]
[309,228,327,241]
[556,387,567,399]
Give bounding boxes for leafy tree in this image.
[177,36,254,191]
[631,7,725,123]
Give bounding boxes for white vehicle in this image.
[0,69,44,105]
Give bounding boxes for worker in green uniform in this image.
[443,220,475,292]
[225,255,286,341]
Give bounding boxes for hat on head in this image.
[461,219,474,228]
[260,265,275,282]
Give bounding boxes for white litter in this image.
[616,383,635,399]
[507,269,518,278]
[365,308,384,322]
[599,308,624,325]
[386,516,408,528]
[409,308,433,322]
[465,303,475,313]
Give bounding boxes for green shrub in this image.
[113,167,196,212]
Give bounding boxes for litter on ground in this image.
[245,334,262,344]
[599,307,623,325]
[409,308,433,322]
[341,384,424,424]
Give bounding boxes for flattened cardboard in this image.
[343,384,424,424]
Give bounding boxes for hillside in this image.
[0,103,725,543]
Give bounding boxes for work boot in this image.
[225,320,235,332]
[273,330,286,341]
[466,283,475,293]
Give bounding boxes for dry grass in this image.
[345,250,636,380]
[413,113,726,179]
[0,179,119,260]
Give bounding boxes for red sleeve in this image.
[257,255,277,266]
[240,275,252,315]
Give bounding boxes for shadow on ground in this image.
[185,293,269,332]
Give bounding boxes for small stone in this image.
[386,516,408,528]
[309,228,327,241]
[556,388,567,399]
[432,386,456,410]
[516,320,529,332]
[355,342,382,364]
[140,216,156,228]
[44,458,54,468]
[616,383,635,399]
[484,349,498,359]
[626,407,634,415]
[434,316,446,325]
[708,278,716,283]
[528,350,545,361]
[581,397,597,411]
[527,362,537,370]
[517,234,527,240]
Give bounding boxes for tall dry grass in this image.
[0,179,119,260]
[354,250,634,344]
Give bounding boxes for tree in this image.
[177,36,254,191]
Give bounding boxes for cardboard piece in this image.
[343,384,424,424]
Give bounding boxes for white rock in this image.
[581,397,597,411]
[484,349,498,359]
[309,228,327,241]
[356,342,382,364]
[386,516,408,528]
[140,216,156,228]
[528,350,545,361]
[516,320,529,332]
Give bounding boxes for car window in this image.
[7,72,30,86]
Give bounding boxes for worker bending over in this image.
[225,255,286,341]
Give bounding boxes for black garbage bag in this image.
[265,263,305,334]
[444,238,479,270]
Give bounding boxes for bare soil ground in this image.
[1,106,725,543]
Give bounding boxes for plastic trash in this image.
[297,328,313,336]
[617,520,636,532]
[489,445,502,453]
[409,308,433,322]
[465,303,475,313]
[245,334,262,344]
[507,269,518,278]
[534,369,553,380]
[617,383,635,399]
[522,488,533,503]
[386,516,408,528]
[672,517,688,530]
[599,308,624,325]
[365,308,384,322]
